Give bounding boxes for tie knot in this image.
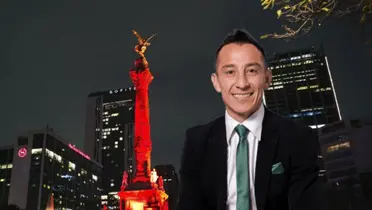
[234,124,248,139]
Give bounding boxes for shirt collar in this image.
[225,103,265,145]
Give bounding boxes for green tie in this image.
[235,124,250,210]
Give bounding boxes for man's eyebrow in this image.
[221,62,262,69]
[221,64,235,69]
[245,62,261,68]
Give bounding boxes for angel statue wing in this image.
[143,33,157,46]
[131,29,145,45]
[132,29,157,46]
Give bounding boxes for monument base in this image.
[118,184,169,210]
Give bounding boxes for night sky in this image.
[1,0,371,169]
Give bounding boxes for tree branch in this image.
[260,0,372,40]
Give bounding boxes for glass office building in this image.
[8,127,102,210]
[84,87,135,208]
[0,146,13,207]
[264,46,341,129]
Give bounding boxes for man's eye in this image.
[248,69,257,74]
[226,70,234,75]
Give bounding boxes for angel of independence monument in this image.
[116,30,168,210]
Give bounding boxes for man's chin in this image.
[237,105,261,115]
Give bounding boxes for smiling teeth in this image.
[233,93,253,97]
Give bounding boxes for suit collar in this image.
[255,108,280,210]
[211,107,279,210]
[225,103,265,145]
[209,116,228,210]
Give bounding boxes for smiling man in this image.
[177,29,323,210]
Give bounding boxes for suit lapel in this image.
[255,109,279,210]
[209,116,228,210]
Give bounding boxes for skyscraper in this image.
[0,146,13,206]
[318,118,372,210]
[84,87,136,208]
[264,46,341,129]
[8,126,102,210]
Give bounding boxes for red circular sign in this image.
[18,148,27,158]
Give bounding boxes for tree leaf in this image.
[260,34,270,39]
[277,9,283,18]
[360,14,366,23]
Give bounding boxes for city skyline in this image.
[1,1,371,171]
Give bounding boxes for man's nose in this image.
[236,73,250,89]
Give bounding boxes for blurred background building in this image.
[319,118,372,210]
[154,164,179,210]
[84,87,136,208]
[2,125,102,210]
[0,146,13,207]
[264,46,341,129]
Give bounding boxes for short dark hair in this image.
[215,29,268,67]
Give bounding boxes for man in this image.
[177,29,323,210]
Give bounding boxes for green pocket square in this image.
[272,162,284,174]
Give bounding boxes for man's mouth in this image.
[232,92,254,99]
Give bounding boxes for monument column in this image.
[129,62,153,182]
[117,30,168,210]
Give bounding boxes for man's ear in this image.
[263,69,272,89]
[211,73,222,93]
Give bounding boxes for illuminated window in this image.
[68,161,76,170]
[45,149,54,159]
[81,169,87,175]
[327,142,351,153]
[32,148,43,154]
[54,153,62,163]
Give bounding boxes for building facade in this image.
[8,126,102,210]
[264,46,341,129]
[154,165,179,210]
[319,119,372,210]
[84,87,136,208]
[0,146,13,207]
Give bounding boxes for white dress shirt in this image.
[226,104,265,210]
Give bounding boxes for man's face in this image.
[211,43,272,122]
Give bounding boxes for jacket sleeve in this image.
[177,127,204,210]
[288,128,324,210]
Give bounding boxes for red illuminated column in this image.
[129,58,154,183]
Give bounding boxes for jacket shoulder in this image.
[185,116,224,142]
[269,111,319,152]
[180,116,224,174]
[270,111,314,135]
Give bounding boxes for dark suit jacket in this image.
[177,108,324,210]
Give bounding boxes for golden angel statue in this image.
[131,30,157,68]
